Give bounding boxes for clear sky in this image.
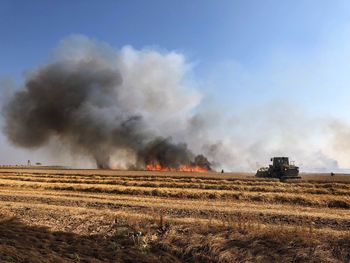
[1,1,350,111]
[1,0,350,170]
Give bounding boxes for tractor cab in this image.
[271,157,289,167]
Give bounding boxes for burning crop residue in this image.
[138,138,211,172]
[146,163,209,172]
[145,154,211,172]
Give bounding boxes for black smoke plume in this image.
[137,138,211,169]
[2,38,211,170]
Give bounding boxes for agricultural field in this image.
[0,168,349,262]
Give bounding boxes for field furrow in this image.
[0,168,349,262]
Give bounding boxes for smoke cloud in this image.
[1,35,210,170]
[178,102,342,172]
[1,35,349,172]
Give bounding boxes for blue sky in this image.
[1,1,348,74]
[1,0,350,113]
[1,0,350,169]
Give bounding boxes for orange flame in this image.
[146,163,208,172]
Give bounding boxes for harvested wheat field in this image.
[0,168,349,263]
